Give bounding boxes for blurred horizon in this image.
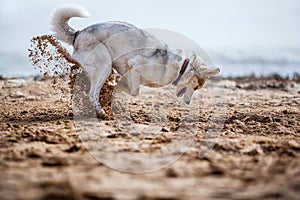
[0,0,299,77]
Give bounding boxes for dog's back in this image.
[51,6,168,63]
[75,22,168,63]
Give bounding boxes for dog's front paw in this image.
[96,109,106,119]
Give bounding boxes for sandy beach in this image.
[0,75,300,199]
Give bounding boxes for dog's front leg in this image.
[125,69,141,96]
[115,68,141,96]
[120,57,144,96]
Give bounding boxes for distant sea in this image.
[210,48,300,77]
[0,51,36,77]
[0,48,299,78]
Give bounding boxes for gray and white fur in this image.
[51,5,220,117]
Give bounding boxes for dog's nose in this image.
[212,66,220,74]
[203,65,220,76]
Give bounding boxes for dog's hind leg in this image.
[89,62,112,118]
[74,43,112,118]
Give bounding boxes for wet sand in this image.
[0,75,300,200]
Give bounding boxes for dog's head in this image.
[176,53,220,104]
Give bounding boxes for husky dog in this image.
[51,5,220,117]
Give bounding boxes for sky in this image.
[0,0,299,52]
[0,0,299,76]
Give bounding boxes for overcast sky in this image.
[0,0,299,53]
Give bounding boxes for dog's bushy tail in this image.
[50,5,89,45]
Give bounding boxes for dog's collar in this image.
[172,58,190,86]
